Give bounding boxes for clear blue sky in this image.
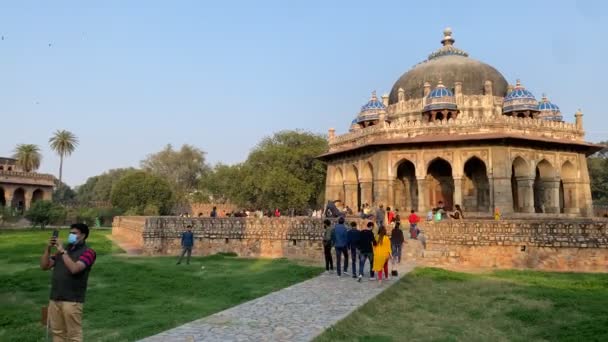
[1,0,606,186]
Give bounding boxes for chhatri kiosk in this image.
[320,28,601,218]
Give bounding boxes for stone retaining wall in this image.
[112,216,608,271]
[419,220,608,272]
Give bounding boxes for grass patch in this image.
[316,267,608,342]
[0,229,321,341]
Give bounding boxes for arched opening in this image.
[534,160,558,213]
[426,158,454,211]
[0,166,4,171]
[436,112,444,121]
[463,157,490,212]
[560,161,577,213]
[12,188,25,213]
[331,167,345,206]
[394,160,417,212]
[511,156,529,212]
[447,112,453,120]
[32,189,44,204]
[7,166,12,171]
[0,187,5,207]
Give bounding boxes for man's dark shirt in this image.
[391,227,405,245]
[347,229,360,249]
[358,229,375,253]
[50,243,96,303]
[181,231,194,247]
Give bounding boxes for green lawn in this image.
[316,267,608,342]
[0,229,321,342]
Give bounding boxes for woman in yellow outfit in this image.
[372,227,392,283]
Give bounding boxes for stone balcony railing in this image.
[329,115,584,151]
[0,170,56,186]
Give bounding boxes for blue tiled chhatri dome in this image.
[503,80,539,114]
[356,91,386,123]
[423,80,458,112]
[537,94,563,121]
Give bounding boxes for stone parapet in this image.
[0,170,56,187]
[112,216,608,271]
[328,115,583,152]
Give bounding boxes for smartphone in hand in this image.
[51,229,59,246]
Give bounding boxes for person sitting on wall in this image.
[210,206,217,218]
[361,203,372,219]
[345,206,353,216]
[176,225,194,265]
[450,204,464,219]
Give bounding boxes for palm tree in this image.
[12,144,42,172]
[49,130,79,185]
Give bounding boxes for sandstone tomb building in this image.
[0,157,54,212]
[320,28,601,217]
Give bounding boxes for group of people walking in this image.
[322,217,407,283]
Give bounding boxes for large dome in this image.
[388,29,508,105]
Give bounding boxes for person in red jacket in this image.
[274,208,281,217]
[387,207,395,224]
[408,209,420,239]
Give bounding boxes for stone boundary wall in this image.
[112,216,146,247]
[420,219,608,272]
[112,216,608,272]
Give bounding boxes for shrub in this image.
[25,201,67,229]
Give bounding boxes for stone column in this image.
[344,182,359,212]
[453,178,463,207]
[516,177,535,213]
[542,178,560,214]
[4,188,13,208]
[373,179,389,207]
[359,181,373,207]
[24,190,33,211]
[387,180,394,209]
[488,173,495,212]
[417,178,427,213]
[393,180,404,211]
[326,184,343,203]
[562,179,579,215]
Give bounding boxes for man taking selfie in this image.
[40,223,96,342]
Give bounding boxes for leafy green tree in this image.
[75,168,137,204]
[12,144,42,172]
[200,130,327,210]
[25,201,66,229]
[588,141,608,204]
[197,163,243,203]
[49,130,79,186]
[110,171,174,215]
[53,182,76,204]
[141,144,210,204]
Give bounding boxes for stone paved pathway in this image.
[139,261,416,342]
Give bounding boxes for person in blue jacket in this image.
[331,217,349,276]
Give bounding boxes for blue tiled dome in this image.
[356,91,386,123]
[537,95,563,121]
[428,85,454,98]
[423,81,457,112]
[503,80,539,114]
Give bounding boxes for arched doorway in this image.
[0,187,5,207]
[560,161,577,213]
[511,156,530,212]
[426,158,454,211]
[12,188,25,213]
[534,160,558,213]
[394,160,417,211]
[32,189,44,204]
[330,167,345,206]
[463,157,490,212]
